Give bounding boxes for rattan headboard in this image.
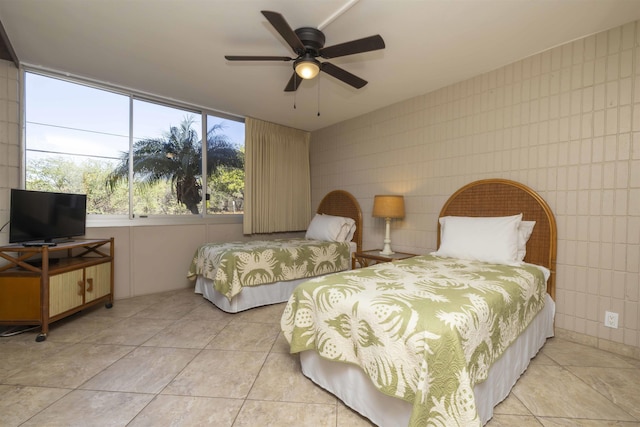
[317,190,363,253]
[438,179,557,299]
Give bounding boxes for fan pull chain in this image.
[293,75,297,109]
[317,74,321,117]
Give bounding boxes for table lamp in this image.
[372,195,405,255]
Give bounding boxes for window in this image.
[24,71,245,218]
[129,100,203,216]
[25,72,130,215]
[206,115,245,215]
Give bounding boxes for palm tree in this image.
[106,117,243,214]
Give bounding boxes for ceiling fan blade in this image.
[225,55,293,61]
[284,72,303,92]
[321,62,367,89]
[261,11,305,55]
[320,35,385,59]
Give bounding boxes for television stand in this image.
[0,238,114,342]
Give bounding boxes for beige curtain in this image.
[243,117,311,234]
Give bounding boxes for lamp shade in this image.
[372,195,405,219]
[295,58,320,79]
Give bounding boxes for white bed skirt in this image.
[299,294,556,426]
[195,275,310,313]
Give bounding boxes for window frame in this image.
[20,67,245,227]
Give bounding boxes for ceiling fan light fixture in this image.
[226,11,385,91]
[295,57,320,79]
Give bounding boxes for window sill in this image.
[87,214,243,228]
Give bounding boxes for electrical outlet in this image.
[604,311,619,329]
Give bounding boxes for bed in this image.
[281,179,557,426]
[189,190,363,313]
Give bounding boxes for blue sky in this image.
[25,72,245,160]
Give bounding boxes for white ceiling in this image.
[2,0,640,132]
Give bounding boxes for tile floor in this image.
[1,288,639,426]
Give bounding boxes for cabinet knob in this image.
[86,278,94,292]
[77,280,84,296]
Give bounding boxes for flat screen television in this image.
[9,189,87,245]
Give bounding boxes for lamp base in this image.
[380,217,394,256]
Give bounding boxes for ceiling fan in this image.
[225,11,385,92]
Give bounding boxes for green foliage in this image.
[208,165,245,213]
[27,156,81,193]
[26,119,244,217]
[27,156,129,215]
[106,117,244,215]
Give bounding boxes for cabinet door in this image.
[0,276,41,321]
[85,262,111,303]
[49,270,84,317]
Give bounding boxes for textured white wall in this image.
[0,59,20,244]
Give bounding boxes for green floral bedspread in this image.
[280,255,546,426]
[187,239,351,301]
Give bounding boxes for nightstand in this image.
[352,249,416,269]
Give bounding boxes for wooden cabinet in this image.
[0,238,114,341]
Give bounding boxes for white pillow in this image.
[343,222,357,242]
[433,214,522,264]
[336,218,356,242]
[306,214,355,242]
[517,220,536,262]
